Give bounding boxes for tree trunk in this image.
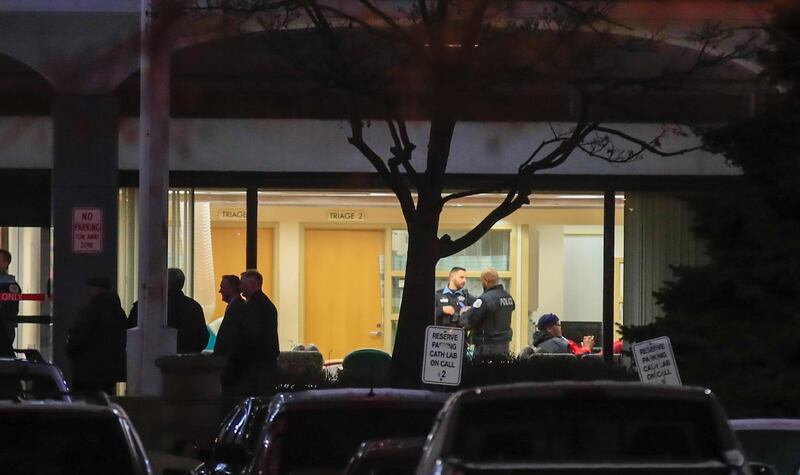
[390,215,440,387]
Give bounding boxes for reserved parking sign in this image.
[632,336,682,386]
[422,325,464,386]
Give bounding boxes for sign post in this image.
[422,325,464,386]
[71,207,103,253]
[632,336,681,386]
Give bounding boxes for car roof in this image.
[269,388,448,412]
[450,381,715,404]
[730,418,800,431]
[0,358,64,374]
[0,393,120,415]
[358,437,426,457]
[0,357,51,367]
[274,387,448,404]
[0,399,124,415]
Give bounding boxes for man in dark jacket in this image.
[460,268,515,359]
[0,249,20,357]
[167,268,209,353]
[127,268,209,353]
[214,274,247,356]
[221,269,279,396]
[66,276,127,394]
[434,266,476,326]
[532,313,594,355]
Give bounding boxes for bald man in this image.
[460,268,515,359]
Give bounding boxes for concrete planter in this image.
[156,354,227,399]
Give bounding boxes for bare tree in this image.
[187,0,759,386]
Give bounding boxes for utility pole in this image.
[127,0,177,395]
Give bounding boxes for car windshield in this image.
[735,430,800,475]
[446,398,721,463]
[0,373,62,400]
[0,411,135,475]
[218,399,271,451]
[274,405,440,474]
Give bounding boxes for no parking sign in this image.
[72,207,103,254]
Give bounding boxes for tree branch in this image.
[348,119,417,225]
[386,118,420,189]
[306,1,423,60]
[418,0,429,23]
[441,178,514,205]
[439,185,529,257]
[356,0,424,53]
[438,99,593,257]
[457,0,491,70]
[591,125,704,158]
[517,135,570,172]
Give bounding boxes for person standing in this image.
[167,268,209,353]
[434,266,475,327]
[221,269,279,396]
[460,268,515,359]
[66,276,127,394]
[130,268,209,352]
[0,249,20,357]
[214,274,247,357]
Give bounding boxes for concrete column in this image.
[51,95,119,377]
[126,0,177,396]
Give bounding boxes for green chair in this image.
[340,348,392,387]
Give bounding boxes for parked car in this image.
[0,398,152,475]
[417,382,751,474]
[195,396,272,475]
[200,388,447,475]
[730,419,800,475]
[344,437,426,475]
[0,348,71,401]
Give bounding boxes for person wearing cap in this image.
[459,268,515,358]
[434,266,476,327]
[532,313,594,355]
[66,276,128,394]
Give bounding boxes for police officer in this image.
[434,266,475,326]
[0,249,20,357]
[460,267,515,359]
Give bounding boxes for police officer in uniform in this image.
[460,267,515,359]
[434,266,475,327]
[0,249,20,357]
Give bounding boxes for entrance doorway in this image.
[303,229,384,360]
[0,226,51,358]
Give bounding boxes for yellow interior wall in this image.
[206,202,622,353]
[208,226,274,322]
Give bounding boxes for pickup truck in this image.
[417,382,751,475]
